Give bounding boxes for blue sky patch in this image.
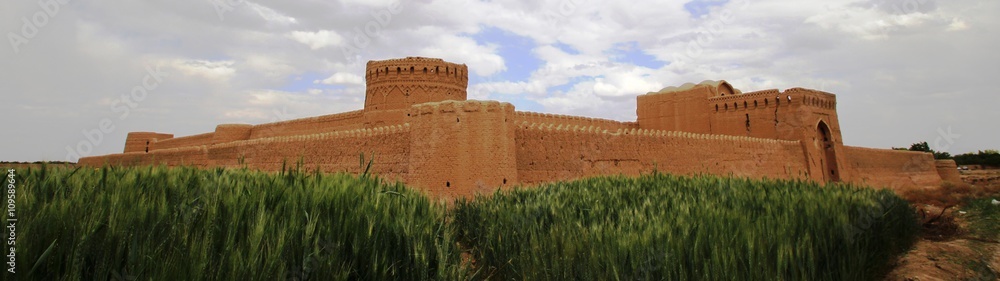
[683,0,729,17]
[548,75,602,94]
[607,41,666,69]
[469,25,543,81]
[553,41,580,55]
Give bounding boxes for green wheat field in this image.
[8,164,922,280]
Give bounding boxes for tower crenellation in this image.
[364,57,469,111]
[79,57,957,200]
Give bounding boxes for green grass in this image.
[962,197,1000,239]
[9,164,462,281]
[7,165,920,280]
[453,173,919,280]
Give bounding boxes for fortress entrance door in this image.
[816,121,841,182]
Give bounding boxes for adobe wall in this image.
[79,146,210,168]
[213,124,253,145]
[934,159,962,184]
[153,132,215,151]
[208,125,412,182]
[636,86,713,134]
[364,57,468,112]
[841,146,943,191]
[123,132,173,153]
[407,100,518,200]
[513,111,637,131]
[514,123,810,185]
[248,110,365,139]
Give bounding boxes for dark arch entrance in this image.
[816,121,840,182]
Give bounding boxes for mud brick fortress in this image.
[80,57,961,199]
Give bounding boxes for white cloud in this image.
[418,35,506,77]
[288,30,344,49]
[1,0,998,161]
[947,18,969,31]
[246,2,297,26]
[168,59,236,80]
[316,72,364,86]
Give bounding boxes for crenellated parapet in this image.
[82,58,956,198]
[516,121,798,145]
[364,57,469,111]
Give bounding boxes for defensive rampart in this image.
[841,146,943,191]
[514,123,809,184]
[78,57,958,199]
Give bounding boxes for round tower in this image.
[364,57,469,111]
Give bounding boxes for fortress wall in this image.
[841,146,943,190]
[514,123,810,185]
[213,124,253,145]
[636,87,712,133]
[247,110,365,139]
[513,111,637,131]
[706,89,840,141]
[934,159,962,184]
[123,132,173,153]
[208,124,411,182]
[78,146,210,168]
[407,100,518,200]
[152,132,216,151]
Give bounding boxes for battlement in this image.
[513,111,636,130]
[517,121,796,145]
[707,87,838,112]
[409,100,513,116]
[364,57,469,111]
[83,57,953,199]
[213,124,411,149]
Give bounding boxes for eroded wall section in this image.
[841,146,942,191]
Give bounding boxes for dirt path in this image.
[885,169,1000,281]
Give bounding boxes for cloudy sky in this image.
[1,0,996,162]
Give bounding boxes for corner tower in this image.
[364,57,469,111]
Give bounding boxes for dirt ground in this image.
[885,169,1000,281]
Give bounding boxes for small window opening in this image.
[446,181,451,188]
[745,114,751,132]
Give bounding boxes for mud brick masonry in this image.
[80,57,961,200]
